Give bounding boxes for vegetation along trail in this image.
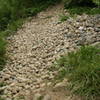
[0,3,100,100]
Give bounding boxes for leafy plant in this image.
[55,45,100,99]
[59,14,70,21]
[0,0,61,31]
[0,37,6,71]
[63,0,100,15]
[67,7,100,15]
[93,0,100,6]
[0,97,5,100]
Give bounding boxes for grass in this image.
[0,0,61,31]
[0,19,24,71]
[67,7,100,15]
[55,45,100,100]
[0,82,6,100]
[0,37,6,71]
[0,97,4,100]
[59,7,100,22]
[59,14,70,22]
[63,0,100,15]
[59,6,100,22]
[38,96,44,100]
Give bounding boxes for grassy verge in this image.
[67,7,100,15]
[59,0,100,22]
[59,7,100,22]
[0,97,4,100]
[0,82,6,100]
[55,45,100,100]
[0,19,24,71]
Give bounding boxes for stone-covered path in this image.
[0,4,100,100]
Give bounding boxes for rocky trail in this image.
[0,4,100,100]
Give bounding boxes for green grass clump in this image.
[0,0,61,31]
[55,45,100,99]
[0,37,6,71]
[63,0,100,15]
[67,7,100,15]
[0,97,5,100]
[0,19,24,71]
[59,14,70,22]
[0,82,6,100]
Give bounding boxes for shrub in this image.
[0,97,5,100]
[55,45,100,99]
[59,14,70,22]
[93,0,100,6]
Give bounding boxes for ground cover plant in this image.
[62,0,100,21]
[0,37,6,71]
[55,45,100,100]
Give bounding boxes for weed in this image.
[67,7,100,15]
[0,97,4,100]
[59,14,70,22]
[0,37,6,71]
[38,95,44,100]
[63,0,100,15]
[55,45,100,100]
